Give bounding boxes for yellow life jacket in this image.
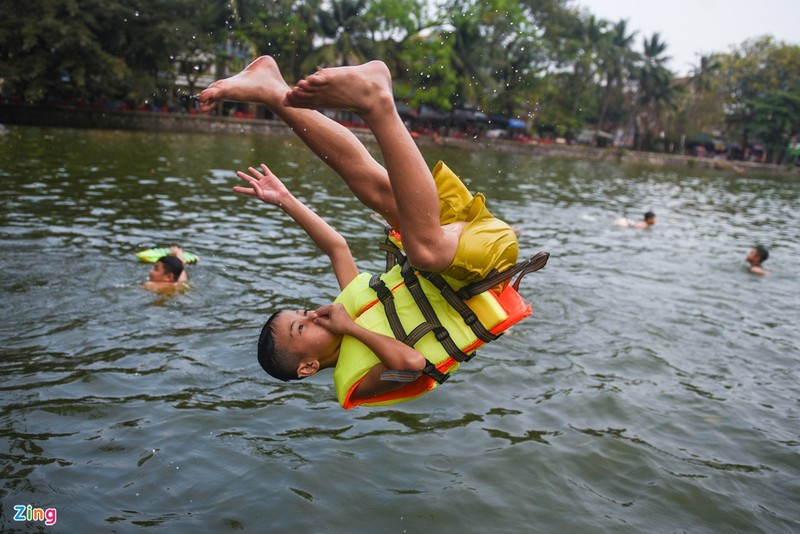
[332,263,533,409]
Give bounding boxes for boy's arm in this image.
[235,164,358,289]
[170,246,189,284]
[314,304,427,399]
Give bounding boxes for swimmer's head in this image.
[149,255,184,283]
[644,211,656,226]
[747,246,768,265]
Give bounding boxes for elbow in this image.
[326,236,352,262]
[384,347,426,372]
[330,240,354,265]
[403,351,427,372]
[329,234,350,254]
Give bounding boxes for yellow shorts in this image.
[432,161,518,284]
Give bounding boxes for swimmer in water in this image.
[614,211,656,229]
[746,246,768,275]
[144,246,189,292]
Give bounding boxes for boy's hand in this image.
[312,303,354,334]
[234,164,291,206]
[169,245,185,263]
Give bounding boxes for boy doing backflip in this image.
[199,57,541,408]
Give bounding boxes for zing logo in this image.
[13,505,58,526]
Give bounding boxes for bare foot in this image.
[283,61,395,120]
[198,56,290,113]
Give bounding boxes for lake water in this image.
[1,124,798,533]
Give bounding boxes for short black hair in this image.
[257,310,302,381]
[754,246,769,262]
[158,255,184,281]
[644,211,655,220]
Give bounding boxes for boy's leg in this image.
[198,56,399,227]
[285,62,460,273]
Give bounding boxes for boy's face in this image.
[149,261,175,283]
[271,309,341,369]
[746,248,760,265]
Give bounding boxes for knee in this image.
[405,242,449,273]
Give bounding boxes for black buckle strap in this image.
[367,226,548,385]
[369,214,405,272]
[369,275,407,341]
[456,251,550,299]
[379,369,422,382]
[378,241,404,272]
[511,251,550,292]
[422,360,450,384]
[369,274,392,302]
[403,322,437,347]
[399,262,472,363]
[420,271,499,344]
[379,359,451,384]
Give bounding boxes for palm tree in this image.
[301,0,372,72]
[201,0,260,78]
[633,33,676,150]
[596,19,638,141]
[446,4,496,108]
[686,53,721,133]
[569,15,606,119]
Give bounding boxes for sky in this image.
[573,0,799,76]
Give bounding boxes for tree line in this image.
[1,0,798,163]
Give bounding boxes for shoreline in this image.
[2,104,797,177]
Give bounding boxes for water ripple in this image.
[1,127,798,533]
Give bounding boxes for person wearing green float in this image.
[142,245,189,293]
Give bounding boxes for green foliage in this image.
[396,33,458,110]
[2,0,120,102]
[0,0,202,104]
[1,0,798,160]
[749,91,800,163]
[713,37,800,160]
[631,32,679,150]
[235,0,319,82]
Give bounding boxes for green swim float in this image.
[136,248,199,264]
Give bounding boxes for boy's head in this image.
[149,255,184,283]
[257,309,341,382]
[747,246,769,265]
[258,311,302,381]
[644,211,656,225]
